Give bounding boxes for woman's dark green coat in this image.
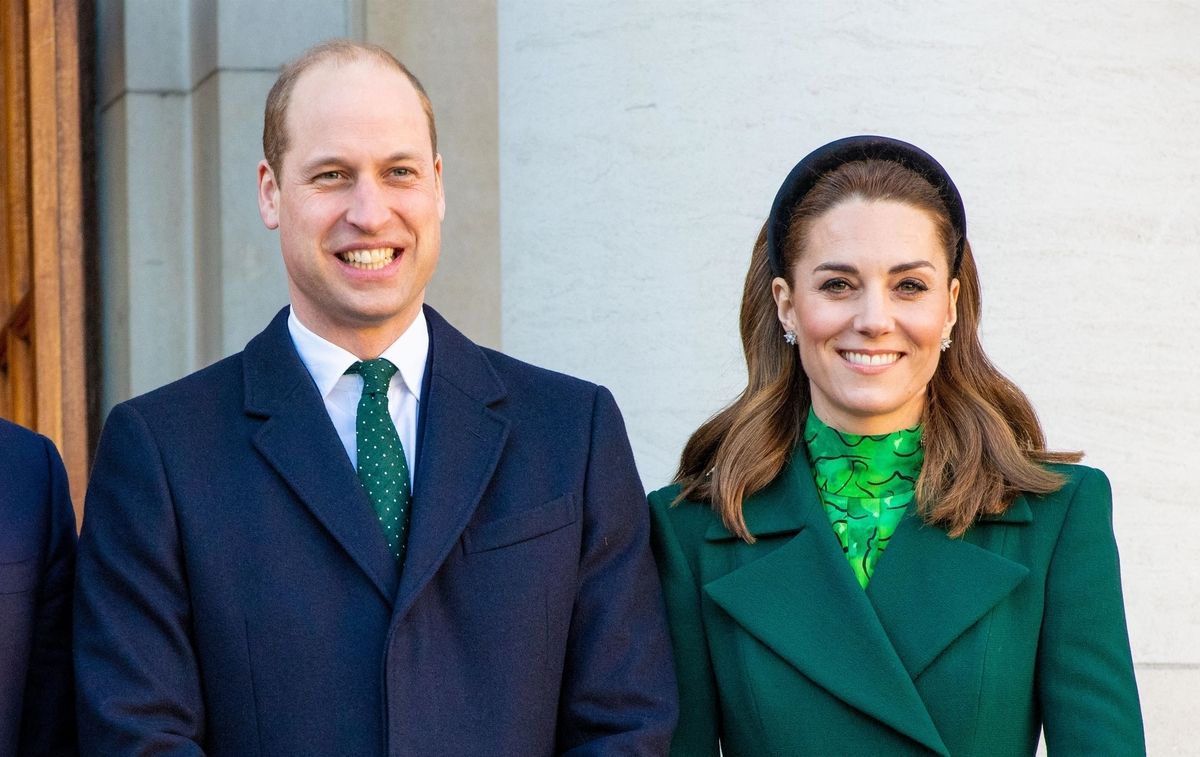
[650,457,1144,756]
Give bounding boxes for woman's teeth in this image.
[842,351,900,366]
[338,248,396,269]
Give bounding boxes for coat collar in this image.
[244,307,402,604]
[980,496,1032,523]
[866,509,1029,680]
[702,460,809,541]
[242,306,511,617]
[390,306,509,622]
[701,453,1029,756]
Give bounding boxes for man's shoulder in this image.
[478,345,598,398]
[426,307,602,408]
[0,419,55,491]
[118,307,298,420]
[472,347,618,435]
[0,419,63,533]
[118,350,247,420]
[0,416,46,457]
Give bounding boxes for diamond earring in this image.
[784,330,797,345]
[940,336,952,352]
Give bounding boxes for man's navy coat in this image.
[75,306,677,755]
[0,418,76,755]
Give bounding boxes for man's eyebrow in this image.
[298,156,346,175]
[299,152,425,175]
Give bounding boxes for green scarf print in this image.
[803,411,924,589]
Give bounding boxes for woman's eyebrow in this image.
[890,260,935,274]
[812,260,936,274]
[812,262,857,274]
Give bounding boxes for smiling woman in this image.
[774,198,957,437]
[650,136,1145,756]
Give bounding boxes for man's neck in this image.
[290,304,423,361]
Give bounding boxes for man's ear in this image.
[434,153,445,221]
[257,159,280,230]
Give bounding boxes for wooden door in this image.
[0,0,88,522]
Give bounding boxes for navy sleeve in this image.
[17,435,77,756]
[74,404,206,755]
[556,386,679,755]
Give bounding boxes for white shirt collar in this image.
[287,308,429,401]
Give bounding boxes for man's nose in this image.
[853,286,894,337]
[344,178,391,232]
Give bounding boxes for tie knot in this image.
[347,358,398,395]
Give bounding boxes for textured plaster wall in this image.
[497,1,1199,751]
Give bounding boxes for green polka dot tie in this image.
[345,358,411,562]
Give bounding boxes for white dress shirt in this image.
[287,309,428,480]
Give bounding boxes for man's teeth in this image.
[842,351,900,366]
[338,248,396,269]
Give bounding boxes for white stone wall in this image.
[497,1,1199,751]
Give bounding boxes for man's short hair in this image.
[262,40,438,178]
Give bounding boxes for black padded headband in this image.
[766,135,966,278]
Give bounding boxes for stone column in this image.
[96,0,361,409]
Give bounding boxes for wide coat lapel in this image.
[866,499,1031,679]
[244,308,401,604]
[390,307,510,622]
[702,455,951,756]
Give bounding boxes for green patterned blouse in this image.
[803,412,924,589]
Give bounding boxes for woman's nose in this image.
[853,287,894,337]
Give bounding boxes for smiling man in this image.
[75,41,676,755]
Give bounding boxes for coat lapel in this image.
[703,457,951,756]
[866,499,1030,679]
[244,308,401,604]
[390,307,509,621]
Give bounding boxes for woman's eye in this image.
[897,279,929,294]
[819,278,851,293]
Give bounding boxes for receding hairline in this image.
[262,40,438,177]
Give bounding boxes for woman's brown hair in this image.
[675,158,1079,541]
